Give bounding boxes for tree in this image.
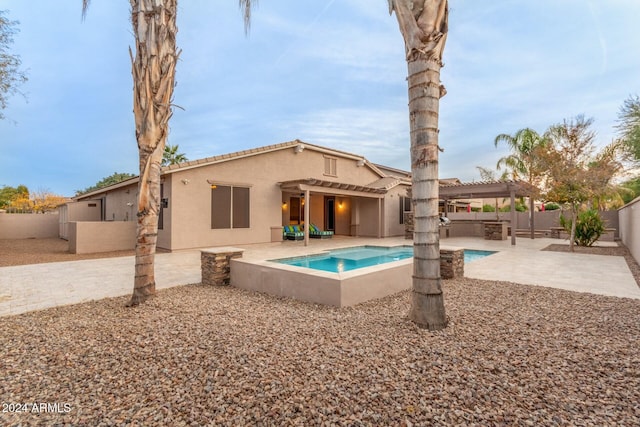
[539,116,622,251]
[388,0,449,330]
[0,184,28,209]
[30,188,67,213]
[494,128,547,184]
[82,0,254,306]
[620,176,640,204]
[0,10,28,120]
[162,143,188,166]
[76,172,136,195]
[494,127,547,228]
[616,94,640,163]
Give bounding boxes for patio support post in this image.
[529,197,535,239]
[304,189,310,246]
[510,188,516,245]
[377,198,382,238]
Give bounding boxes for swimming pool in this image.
[233,245,498,307]
[271,246,496,273]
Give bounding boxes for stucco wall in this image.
[619,197,640,265]
[166,147,384,250]
[334,196,352,236]
[357,198,381,237]
[68,221,136,254]
[73,145,403,250]
[447,210,619,236]
[67,200,102,222]
[0,213,60,239]
[384,186,410,237]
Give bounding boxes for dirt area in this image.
[542,242,640,287]
[0,238,135,267]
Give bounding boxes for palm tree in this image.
[388,0,449,330]
[494,127,547,236]
[494,128,547,184]
[162,144,188,166]
[83,0,254,306]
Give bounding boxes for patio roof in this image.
[439,180,538,199]
[438,180,540,246]
[279,178,387,198]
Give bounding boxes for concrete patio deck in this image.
[0,236,638,317]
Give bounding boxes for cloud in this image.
[274,106,410,169]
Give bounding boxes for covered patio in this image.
[279,178,387,246]
[439,180,539,245]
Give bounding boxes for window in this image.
[324,156,337,176]
[211,185,250,229]
[399,196,412,224]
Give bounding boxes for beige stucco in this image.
[230,256,413,307]
[72,142,411,252]
[0,212,59,239]
[68,221,136,254]
[619,197,640,266]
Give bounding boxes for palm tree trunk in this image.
[128,0,178,306]
[407,58,447,330]
[389,0,448,330]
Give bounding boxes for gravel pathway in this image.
[1,279,639,426]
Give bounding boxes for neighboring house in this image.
[64,140,412,252]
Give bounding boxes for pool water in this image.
[464,249,497,263]
[272,246,496,273]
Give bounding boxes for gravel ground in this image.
[1,279,639,426]
[0,238,135,267]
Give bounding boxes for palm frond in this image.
[81,0,91,21]
[239,0,256,34]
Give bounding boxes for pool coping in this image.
[230,243,474,307]
[231,243,418,306]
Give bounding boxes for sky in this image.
[1,0,639,196]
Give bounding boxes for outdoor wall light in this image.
[181,178,190,185]
[282,202,287,209]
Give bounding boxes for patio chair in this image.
[309,223,333,239]
[283,225,304,240]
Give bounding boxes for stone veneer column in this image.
[439,248,464,279]
[404,212,414,239]
[483,222,508,240]
[201,247,245,286]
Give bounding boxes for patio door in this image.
[325,196,335,231]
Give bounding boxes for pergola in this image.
[439,180,539,245]
[279,178,387,246]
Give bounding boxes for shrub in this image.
[500,202,527,212]
[543,202,560,211]
[560,209,605,247]
[482,204,495,212]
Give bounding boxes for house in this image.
[63,140,413,252]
